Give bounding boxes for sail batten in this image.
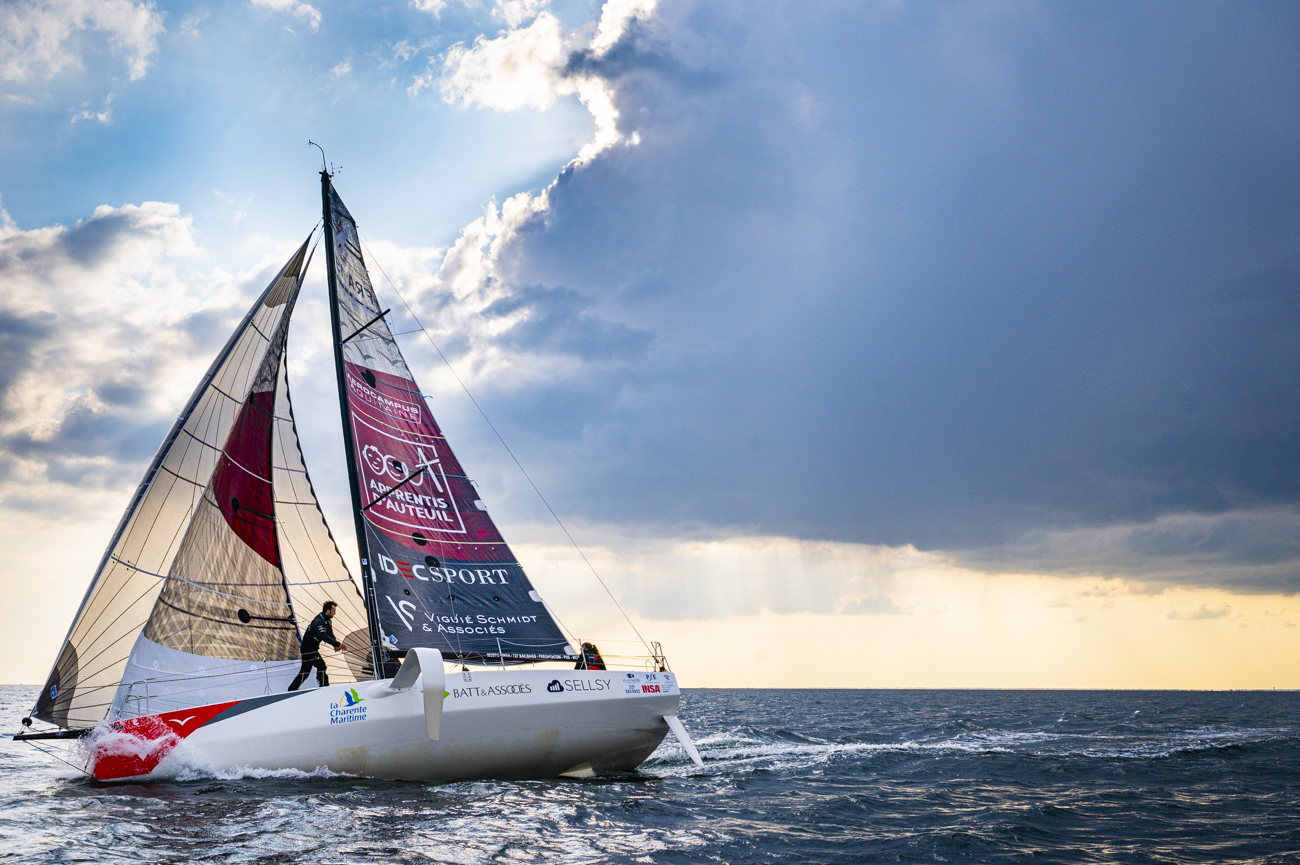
[323,180,574,665]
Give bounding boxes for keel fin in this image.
[559,761,595,779]
[663,715,703,767]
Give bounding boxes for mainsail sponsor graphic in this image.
[326,187,574,663]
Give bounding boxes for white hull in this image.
[91,659,687,783]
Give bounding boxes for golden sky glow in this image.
[4,497,1299,688]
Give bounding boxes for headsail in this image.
[115,292,303,715]
[34,238,367,729]
[322,177,575,665]
[110,277,371,717]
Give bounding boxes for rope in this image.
[358,240,651,655]
[24,740,93,777]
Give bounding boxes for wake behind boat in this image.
[16,168,701,783]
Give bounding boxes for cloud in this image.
[492,0,549,29]
[18,1,1284,600]
[409,0,447,18]
[379,2,1300,597]
[589,0,655,55]
[1167,604,1232,621]
[407,0,549,28]
[960,510,1300,594]
[435,13,567,110]
[250,0,321,33]
[379,0,663,399]
[70,90,113,122]
[837,595,905,616]
[512,531,929,621]
[0,0,164,82]
[0,199,296,516]
[420,0,653,164]
[330,58,352,79]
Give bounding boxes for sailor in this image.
[288,601,349,691]
[575,641,606,671]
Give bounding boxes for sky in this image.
[2,0,1300,688]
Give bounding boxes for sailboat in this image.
[15,170,703,783]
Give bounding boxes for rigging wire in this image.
[25,740,92,778]
[358,239,652,655]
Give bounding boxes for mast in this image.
[321,169,386,679]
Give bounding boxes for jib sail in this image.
[322,176,575,665]
[34,238,370,729]
[110,251,372,718]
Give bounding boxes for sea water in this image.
[0,685,1296,863]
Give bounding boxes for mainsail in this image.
[34,238,369,729]
[322,176,575,665]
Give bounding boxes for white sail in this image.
[113,281,306,717]
[34,241,314,729]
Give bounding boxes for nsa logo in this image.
[547,680,563,693]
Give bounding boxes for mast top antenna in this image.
[308,140,339,176]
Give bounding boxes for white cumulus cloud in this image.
[492,0,550,29]
[395,0,659,353]
[426,0,656,164]
[436,13,568,111]
[250,0,321,33]
[409,0,447,18]
[589,0,655,55]
[0,0,164,82]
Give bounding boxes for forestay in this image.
[324,184,575,663]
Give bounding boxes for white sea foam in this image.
[168,758,355,782]
[79,718,179,776]
[642,723,1288,777]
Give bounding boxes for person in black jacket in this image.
[575,641,606,670]
[288,601,349,691]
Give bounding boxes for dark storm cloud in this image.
[484,284,651,360]
[956,508,1300,595]
[461,1,1300,589]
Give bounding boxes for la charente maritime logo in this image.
[329,688,367,725]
